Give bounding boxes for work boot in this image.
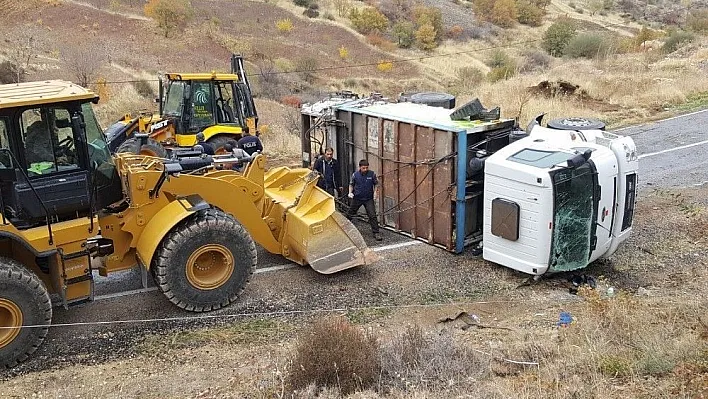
[374,232,383,241]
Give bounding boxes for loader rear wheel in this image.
[116,137,169,158]
[208,136,235,155]
[153,209,257,312]
[0,258,52,368]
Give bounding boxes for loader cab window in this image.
[190,81,215,130]
[0,118,10,168]
[163,81,186,117]
[214,81,240,125]
[20,107,79,176]
[81,103,112,167]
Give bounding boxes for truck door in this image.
[548,162,598,272]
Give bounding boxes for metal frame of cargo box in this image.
[301,103,514,253]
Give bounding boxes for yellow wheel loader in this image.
[104,55,261,157]
[0,80,375,368]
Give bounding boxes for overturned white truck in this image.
[301,93,638,275]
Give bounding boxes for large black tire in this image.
[0,258,52,368]
[116,137,169,158]
[207,135,237,155]
[152,209,257,312]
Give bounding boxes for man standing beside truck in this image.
[347,159,383,241]
[312,147,342,197]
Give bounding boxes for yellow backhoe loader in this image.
[104,55,260,157]
[0,80,375,368]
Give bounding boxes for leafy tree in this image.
[349,7,389,34]
[144,0,194,38]
[542,18,577,57]
[393,21,415,48]
[413,6,444,42]
[474,0,517,28]
[415,23,437,50]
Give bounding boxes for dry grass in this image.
[287,318,381,395]
[255,98,302,160]
[93,83,155,128]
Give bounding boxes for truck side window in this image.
[20,108,79,176]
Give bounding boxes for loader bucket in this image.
[264,168,379,274]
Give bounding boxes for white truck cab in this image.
[483,123,639,275]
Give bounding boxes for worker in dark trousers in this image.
[347,159,383,241]
[195,132,215,155]
[237,127,263,156]
[312,147,342,197]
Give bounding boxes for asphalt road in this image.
[620,109,708,188]
[3,109,707,377]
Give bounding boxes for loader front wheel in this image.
[116,137,169,158]
[0,258,52,368]
[208,136,235,155]
[153,209,257,312]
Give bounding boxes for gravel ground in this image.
[1,109,707,379]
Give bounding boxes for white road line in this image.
[94,287,158,301]
[638,138,708,159]
[372,240,421,252]
[255,264,298,274]
[614,108,708,131]
[94,240,422,301]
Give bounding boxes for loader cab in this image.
[0,81,123,229]
[161,73,258,143]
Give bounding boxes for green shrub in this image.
[486,50,517,81]
[293,0,310,7]
[661,31,695,54]
[543,18,577,57]
[599,355,632,377]
[516,0,544,26]
[393,21,415,48]
[564,33,609,59]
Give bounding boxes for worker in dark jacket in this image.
[195,132,215,155]
[312,147,342,197]
[237,127,263,156]
[346,159,382,241]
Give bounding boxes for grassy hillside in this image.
[0,0,706,155]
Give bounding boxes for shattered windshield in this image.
[549,163,596,272]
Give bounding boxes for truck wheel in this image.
[0,258,52,368]
[547,117,606,131]
[153,209,257,312]
[116,137,169,158]
[207,136,235,155]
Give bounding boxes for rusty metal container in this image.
[301,99,514,252]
